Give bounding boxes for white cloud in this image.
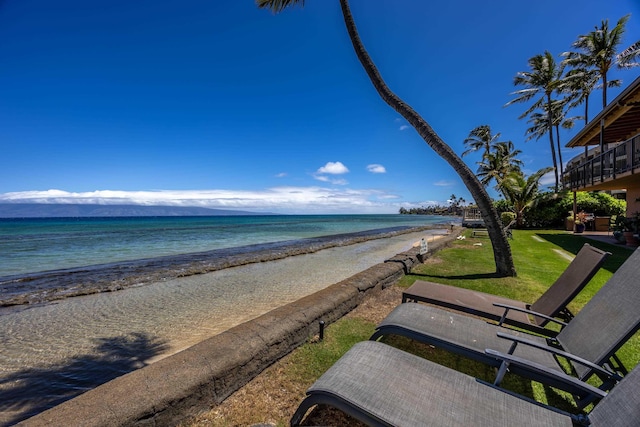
[0,187,402,214]
[316,161,349,175]
[314,161,349,185]
[328,178,348,185]
[367,164,386,174]
[538,170,557,188]
[313,175,348,185]
[434,180,455,187]
[399,125,409,131]
[275,172,287,178]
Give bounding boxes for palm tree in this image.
[257,0,516,276]
[476,141,523,197]
[617,40,640,66]
[563,15,635,108]
[462,125,504,159]
[563,67,599,125]
[506,51,565,192]
[525,100,579,178]
[499,167,554,227]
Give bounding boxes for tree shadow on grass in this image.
[0,332,169,426]
[536,233,631,274]
[411,271,504,280]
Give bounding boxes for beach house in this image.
[562,75,640,232]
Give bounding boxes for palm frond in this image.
[256,0,304,13]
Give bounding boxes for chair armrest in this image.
[493,303,568,328]
[495,332,622,381]
[485,349,608,400]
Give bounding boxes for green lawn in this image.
[292,229,637,418]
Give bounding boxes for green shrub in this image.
[512,191,626,229]
[501,211,516,226]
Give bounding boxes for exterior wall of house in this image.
[626,185,640,217]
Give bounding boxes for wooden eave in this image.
[566,75,640,148]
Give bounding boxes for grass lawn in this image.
[185,229,637,426]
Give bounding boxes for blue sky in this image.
[1,0,639,214]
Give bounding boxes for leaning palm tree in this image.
[506,51,565,192]
[257,0,516,276]
[499,167,554,227]
[563,15,636,108]
[462,125,504,159]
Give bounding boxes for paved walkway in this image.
[578,231,637,250]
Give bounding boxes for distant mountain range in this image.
[0,203,271,218]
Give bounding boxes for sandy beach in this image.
[0,228,445,426]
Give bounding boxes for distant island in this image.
[0,203,272,218]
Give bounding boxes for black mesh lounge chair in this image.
[291,340,639,427]
[402,243,610,335]
[370,247,640,406]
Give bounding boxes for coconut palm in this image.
[506,51,565,192]
[563,15,636,108]
[476,141,523,197]
[462,125,504,159]
[563,67,599,125]
[525,100,579,178]
[618,40,640,66]
[499,167,554,227]
[257,0,516,276]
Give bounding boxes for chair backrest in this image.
[588,361,640,426]
[557,247,640,379]
[530,243,610,326]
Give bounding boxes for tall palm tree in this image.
[506,51,565,192]
[462,125,504,159]
[258,0,516,276]
[499,167,554,227]
[563,15,634,108]
[525,100,579,178]
[618,40,640,66]
[563,67,599,125]
[476,141,523,197]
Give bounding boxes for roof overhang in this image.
[566,75,640,148]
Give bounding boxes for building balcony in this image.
[562,133,640,192]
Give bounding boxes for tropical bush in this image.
[494,191,625,229]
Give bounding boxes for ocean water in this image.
[0,214,454,425]
[0,214,448,277]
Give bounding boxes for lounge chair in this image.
[370,247,640,405]
[402,243,610,335]
[291,340,639,426]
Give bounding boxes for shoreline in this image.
[0,224,447,310]
[15,229,458,427]
[1,228,449,425]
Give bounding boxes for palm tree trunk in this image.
[602,72,607,108]
[555,124,564,178]
[584,94,589,124]
[546,95,559,192]
[339,0,516,276]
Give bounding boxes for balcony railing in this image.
[563,134,640,190]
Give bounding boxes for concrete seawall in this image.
[19,230,458,426]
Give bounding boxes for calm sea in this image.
[0,214,453,425]
[0,214,448,277]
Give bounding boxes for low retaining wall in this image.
[20,230,459,427]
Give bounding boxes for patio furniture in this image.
[370,247,640,407]
[402,243,610,335]
[291,340,637,426]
